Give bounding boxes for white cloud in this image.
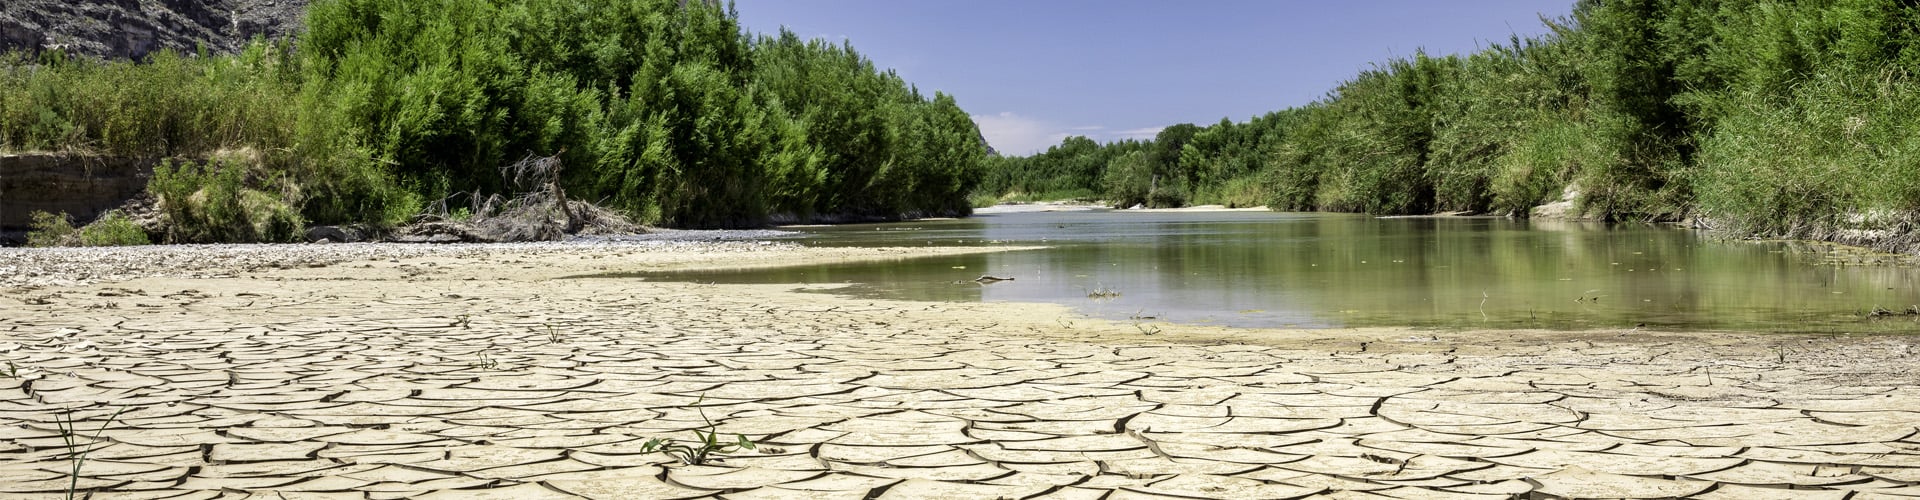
[1112,126,1166,141]
[972,112,1070,156]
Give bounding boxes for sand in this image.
[3,240,1919,499]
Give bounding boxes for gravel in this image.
[0,232,802,289]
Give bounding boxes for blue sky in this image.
[733,1,1575,155]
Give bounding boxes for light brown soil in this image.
[3,242,1919,499]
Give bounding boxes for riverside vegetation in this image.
[1,0,987,243]
[977,0,1920,254]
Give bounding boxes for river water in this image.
[624,209,1920,333]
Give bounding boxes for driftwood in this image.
[394,154,638,243]
[973,275,1014,283]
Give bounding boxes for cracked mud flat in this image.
[3,242,1920,499]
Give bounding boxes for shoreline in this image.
[4,242,1920,497]
[973,202,1272,215]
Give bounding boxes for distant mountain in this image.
[0,0,306,59]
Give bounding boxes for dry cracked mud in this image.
[2,242,1919,499]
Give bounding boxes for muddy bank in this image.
[0,154,153,240]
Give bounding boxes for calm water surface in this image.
[621,210,1920,332]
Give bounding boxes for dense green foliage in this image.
[1,0,987,239]
[754,31,985,220]
[981,136,1145,205]
[979,0,1920,251]
[75,211,152,246]
[298,0,985,228]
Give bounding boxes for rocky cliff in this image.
[0,0,305,60]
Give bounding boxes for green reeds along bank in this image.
[0,45,298,158]
[973,0,1920,253]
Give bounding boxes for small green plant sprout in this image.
[455,314,472,328]
[544,324,562,344]
[4,361,18,378]
[467,351,499,370]
[1769,345,1804,364]
[640,395,757,465]
[56,405,129,500]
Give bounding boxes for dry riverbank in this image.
[3,241,1920,498]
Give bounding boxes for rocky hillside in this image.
[0,0,305,59]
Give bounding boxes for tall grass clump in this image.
[967,192,1002,209]
[1197,176,1268,208]
[0,44,298,157]
[1490,119,1594,213]
[1692,70,1920,246]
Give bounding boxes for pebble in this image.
[0,234,801,288]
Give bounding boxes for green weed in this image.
[55,406,128,500]
[640,395,757,465]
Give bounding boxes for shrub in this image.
[77,211,151,246]
[967,192,1000,209]
[25,211,77,247]
[1491,119,1591,215]
[1200,176,1266,209]
[24,210,149,247]
[150,159,305,243]
[1101,150,1152,208]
